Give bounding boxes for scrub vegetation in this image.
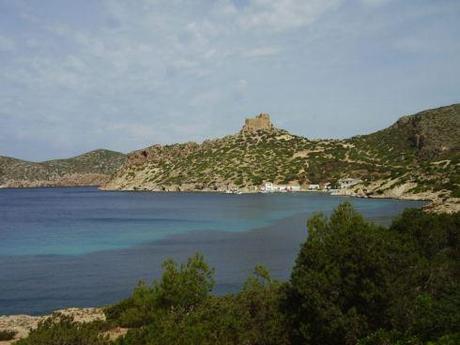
[105,104,460,206]
[0,149,126,187]
[0,330,17,341]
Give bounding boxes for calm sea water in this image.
[0,187,425,315]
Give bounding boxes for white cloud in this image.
[238,0,342,32]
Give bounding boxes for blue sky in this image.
[0,0,459,161]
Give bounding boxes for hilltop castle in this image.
[242,113,274,132]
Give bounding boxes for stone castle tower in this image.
[242,113,274,133]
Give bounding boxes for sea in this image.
[0,187,425,315]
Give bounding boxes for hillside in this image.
[0,149,126,188]
[102,106,459,211]
[352,104,459,161]
[349,104,459,209]
[102,114,365,192]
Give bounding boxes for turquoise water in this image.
[0,187,425,315]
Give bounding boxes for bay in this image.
[0,187,425,315]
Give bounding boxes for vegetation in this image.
[0,149,126,187]
[15,204,459,345]
[284,204,459,345]
[106,104,459,201]
[0,329,17,341]
[15,314,111,345]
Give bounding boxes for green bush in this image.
[427,333,460,345]
[357,329,422,345]
[283,203,459,345]
[105,253,214,328]
[16,314,111,345]
[0,330,17,341]
[358,331,460,345]
[115,265,288,345]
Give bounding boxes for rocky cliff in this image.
[101,106,459,212]
[0,149,126,188]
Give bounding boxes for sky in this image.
[0,0,459,161]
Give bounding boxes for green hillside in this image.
[103,105,459,206]
[0,149,126,187]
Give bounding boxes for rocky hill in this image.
[352,104,459,161]
[0,149,126,188]
[348,104,459,211]
[101,105,459,212]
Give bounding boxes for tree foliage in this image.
[0,330,17,341]
[284,203,459,345]
[15,314,111,345]
[105,253,215,328]
[112,263,288,345]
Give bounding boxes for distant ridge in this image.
[0,149,126,188]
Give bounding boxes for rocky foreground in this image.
[0,308,127,344]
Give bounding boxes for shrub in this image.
[16,314,111,345]
[105,253,214,328]
[0,330,17,341]
[283,203,459,345]
[116,265,288,345]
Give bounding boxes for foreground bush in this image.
[283,203,459,345]
[110,260,288,345]
[0,330,17,341]
[16,314,111,345]
[357,330,460,345]
[105,253,215,328]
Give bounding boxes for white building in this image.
[308,184,320,190]
[262,182,275,192]
[261,182,301,193]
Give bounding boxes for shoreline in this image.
[2,184,457,213]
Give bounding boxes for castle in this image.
[241,113,274,132]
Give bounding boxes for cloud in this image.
[0,0,459,160]
[0,35,15,52]
[238,0,342,32]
